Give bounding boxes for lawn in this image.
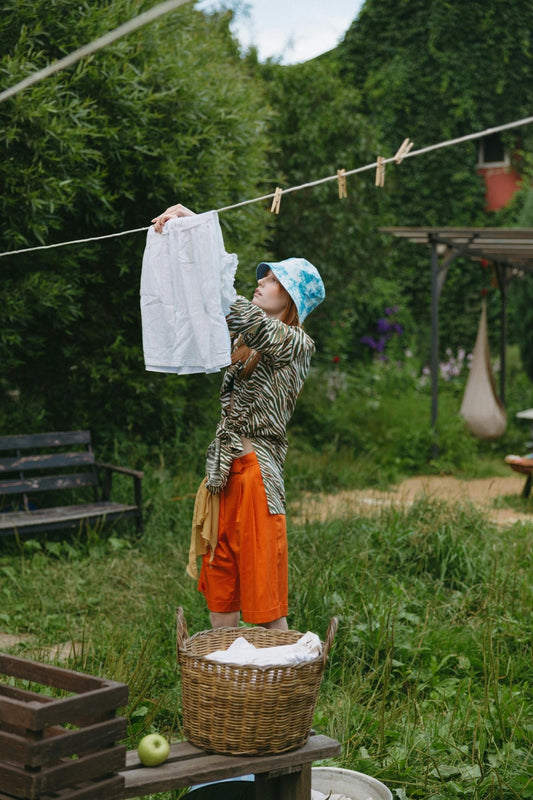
[0,468,531,800]
[0,359,532,799]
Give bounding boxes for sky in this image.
[196,1,365,64]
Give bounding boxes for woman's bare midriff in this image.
[240,435,255,455]
[229,390,255,455]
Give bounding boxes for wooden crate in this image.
[0,653,128,800]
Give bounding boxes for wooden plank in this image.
[255,764,312,800]
[0,657,128,730]
[0,688,127,731]
[120,735,341,798]
[31,686,128,730]
[0,746,126,799]
[123,740,204,770]
[0,776,125,800]
[0,696,49,729]
[38,747,126,798]
[0,503,139,534]
[0,473,98,496]
[96,463,144,480]
[0,654,105,693]
[0,717,127,767]
[0,684,55,705]
[0,432,91,451]
[0,452,95,474]
[41,775,125,800]
[0,760,33,798]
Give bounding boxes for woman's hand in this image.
[151,203,195,233]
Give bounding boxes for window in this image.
[478,133,509,167]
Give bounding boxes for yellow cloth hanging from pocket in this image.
[187,478,220,579]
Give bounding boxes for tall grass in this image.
[0,362,532,799]
[289,500,532,799]
[0,481,531,799]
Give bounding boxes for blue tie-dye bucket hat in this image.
[256,258,325,322]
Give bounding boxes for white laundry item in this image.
[140,211,238,374]
[205,631,322,667]
[311,793,353,800]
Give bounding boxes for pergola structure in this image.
[379,227,533,432]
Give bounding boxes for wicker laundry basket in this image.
[176,607,337,756]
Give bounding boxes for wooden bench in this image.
[121,735,341,799]
[0,652,341,800]
[0,431,143,538]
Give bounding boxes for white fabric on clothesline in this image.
[140,211,237,374]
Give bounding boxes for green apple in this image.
[137,733,170,767]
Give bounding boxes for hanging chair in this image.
[460,299,507,440]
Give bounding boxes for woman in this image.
[152,204,325,630]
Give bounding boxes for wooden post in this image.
[494,262,507,406]
[430,236,439,456]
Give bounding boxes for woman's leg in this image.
[261,616,288,630]
[210,611,240,628]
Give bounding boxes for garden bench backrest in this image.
[0,431,99,506]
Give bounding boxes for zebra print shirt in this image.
[205,295,315,514]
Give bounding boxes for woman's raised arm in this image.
[151,203,195,233]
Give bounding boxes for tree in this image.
[338,0,533,356]
[257,56,415,367]
[0,0,274,442]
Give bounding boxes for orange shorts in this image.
[198,452,288,624]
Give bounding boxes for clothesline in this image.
[217,114,533,211]
[0,0,192,105]
[1,114,532,259]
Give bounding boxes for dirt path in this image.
[291,474,532,527]
[0,631,81,658]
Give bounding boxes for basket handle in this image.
[176,606,189,660]
[322,617,338,664]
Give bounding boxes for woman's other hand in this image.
[151,203,195,233]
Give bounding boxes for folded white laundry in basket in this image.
[205,631,322,667]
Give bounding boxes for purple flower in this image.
[362,306,403,355]
[361,335,379,349]
[376,317,391,334]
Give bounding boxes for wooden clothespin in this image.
[270,186,283,214]
[394,138,414,164]
[375,156,386,188]
[337,169,347,199]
